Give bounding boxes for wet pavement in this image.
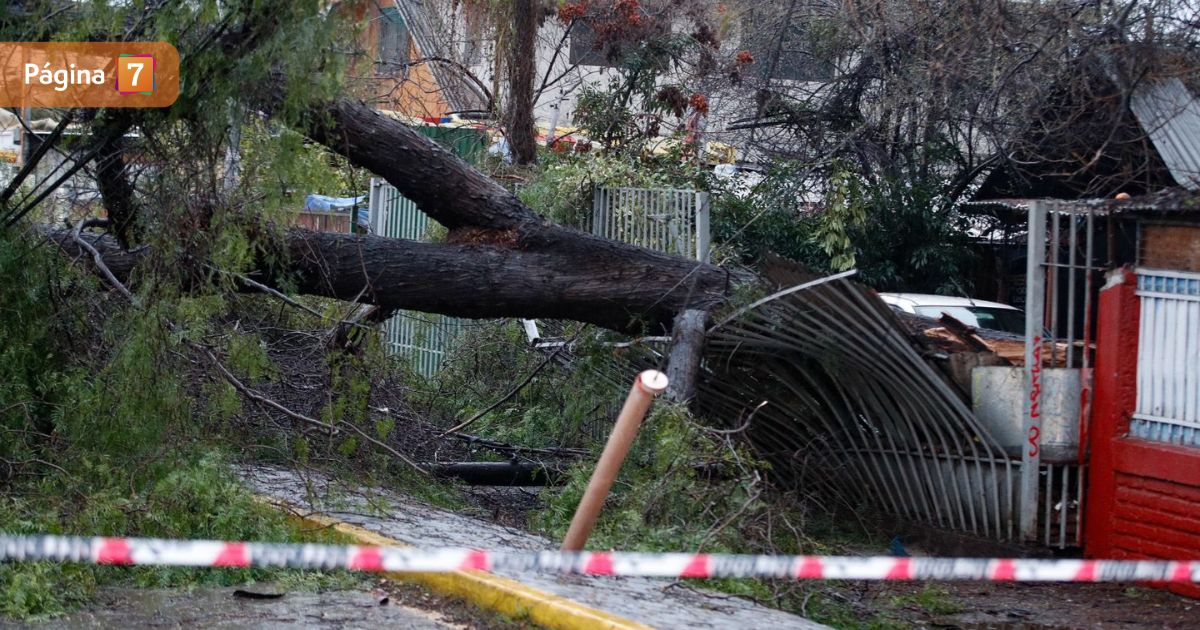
[7,585,466,629]
[239,465,829,629]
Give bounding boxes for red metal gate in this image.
[1084,269,1200,598]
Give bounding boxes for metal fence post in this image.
[591,186,604,238]
[367,178,383,235]
[695,191,711,263]
[1021,200,1047,541]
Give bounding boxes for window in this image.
[913,306,1026,335]
[378,7,410,70]
[568,20,616,68]
[742,5,834,83]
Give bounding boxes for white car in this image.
[878,293,1025,335]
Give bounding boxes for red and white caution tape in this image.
[2,534,1199,582]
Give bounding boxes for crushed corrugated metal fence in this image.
[697,257,1019,540]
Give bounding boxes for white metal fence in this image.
[522,185,712,345]
[1133,269,1200,447]
[589,187,710,262]
[369,180,712,376]
[368,178,465,377]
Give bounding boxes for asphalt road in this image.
[8,585,469,629]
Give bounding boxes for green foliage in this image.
[0,561,95,620]
[0,232,93,461]
[520,399,893,627]
[710,187,825,267]
[0,0,475,621]
[56,308,189,465]
[713,160,977,294]
[564,3,719,154]
[274,569,366,593]
[322,348,373,430]
[695,577,911,630]
[0,230,366,620]
[533,404,815,553]
[807,597,912,630]
[573,86,637,149]
[417,320,622,451]
[517,151,696,227]
[812,169,868,271]
[416,277,901,628]
[0,451,335,619]
[239,126,366,216]
[227,333,278,382]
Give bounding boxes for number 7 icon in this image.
[116,54,156,95]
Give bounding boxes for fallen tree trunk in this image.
[53,97,732,335]
[47,226,728,334]
[428,462,562,486]
[297,98,732,333]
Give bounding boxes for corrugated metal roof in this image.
[962,189,1200,215]
[1130,78,1200,191]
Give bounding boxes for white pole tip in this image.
[638,370,669,394]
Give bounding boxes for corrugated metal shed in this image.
[1130,78,1200,191]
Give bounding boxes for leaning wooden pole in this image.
[561,370,669,551]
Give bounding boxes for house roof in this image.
[1130,78,1200,191]
[963,188,1200,217]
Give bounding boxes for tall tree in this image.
[504,0,540,164]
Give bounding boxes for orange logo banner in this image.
[0,42,180,108]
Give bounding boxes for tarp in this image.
[304,194,365,212]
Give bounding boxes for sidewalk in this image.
[239,465,828,630]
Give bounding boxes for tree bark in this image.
[295,96,730,333]
[52,95,731,334]
[504,0,539,165]
[665,309,708,403]
[304,98,537,232]
[429,462,562,486]
[91,109,139,230]
[62,90,729,334]
[46,226,727,335]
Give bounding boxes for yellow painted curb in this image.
[264,498,652,630]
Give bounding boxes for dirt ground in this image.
[447,486,1199,629]
[803,580,1198,629]
[378,578,531,629]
